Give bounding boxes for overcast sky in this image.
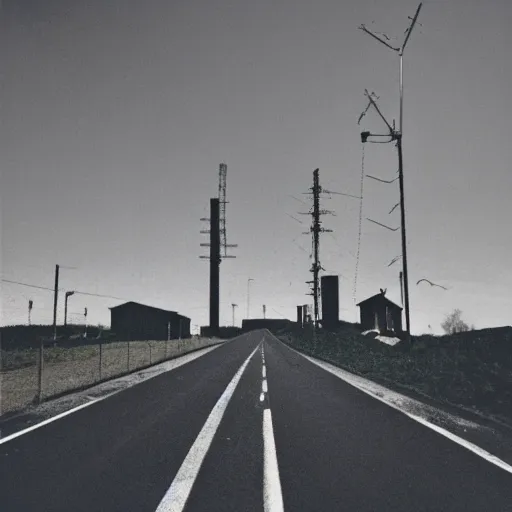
[2,0,511,334]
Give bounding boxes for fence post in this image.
[99,340,103,381]
[149,342,152,365]
[127,341,130,372]
[38,337,44,403]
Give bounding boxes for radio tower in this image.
[218,163,228,257]
[301,169,333,328]
[200,163,237,334]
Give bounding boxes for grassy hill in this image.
[277,323,512,425]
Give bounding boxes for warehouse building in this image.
[109,302,190,341]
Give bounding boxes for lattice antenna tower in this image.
[218,163,228,257]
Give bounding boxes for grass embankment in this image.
[1,337,223,416]
[278,323,512,425]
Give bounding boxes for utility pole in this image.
[301,169,333,328]
[28,300,33,326]
[231,303,238,327]
[246,278,254,319]
[263,304,266,319]
[84,308,88,338]
[53,264,60,340]
[359,3,422,343]
[64,291,75,327]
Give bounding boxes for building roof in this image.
[356,293,403,310]
[109,301,185,317]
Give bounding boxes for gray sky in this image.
[2,0,511,334]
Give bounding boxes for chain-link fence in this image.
[0,336,222,417]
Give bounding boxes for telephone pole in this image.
[246,278,254,319]
[28,300,33,326]
[53,264,60,340]
[231,303,238,327]
[64,291,75,327]
[301,169,332,328]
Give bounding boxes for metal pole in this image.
[64,295,68,327]
[247,278,253,319]
[38,337,44,403]
[397,135,411,341]
[53,264,59,340]
[399,53,404,133]
[99,340,103,380]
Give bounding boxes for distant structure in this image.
[110,302,191,340]
[356,291,402,334]
[241,318,293,332]
[321,275,339,330]
[296,305,303,327]
[200,164,237,337]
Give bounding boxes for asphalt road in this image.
[1,329,511,512]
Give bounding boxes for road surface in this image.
[1,329,511,511]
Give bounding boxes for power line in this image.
[1,279,128,301]
[2,279,55,292]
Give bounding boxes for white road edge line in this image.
[262,365,266,378]
[263,408,285,512]
[155,343,261,512]
[0,343,225,446]
[262,379,268,393]
[270,333,512,476]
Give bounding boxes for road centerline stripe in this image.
[155,343,261,512]
[263,408,284,512]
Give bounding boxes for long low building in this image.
[109,301,190,341]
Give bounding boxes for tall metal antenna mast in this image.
[358,3,422,343]
[218,163,228,257]
[300,169,333,328]
[200,164,238,333]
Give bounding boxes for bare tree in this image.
[441,309,472,334]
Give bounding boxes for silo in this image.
[321,275,339,329]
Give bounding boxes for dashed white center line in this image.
[263,408,284,512]
[260,340,284,509]
[155,344,260,512]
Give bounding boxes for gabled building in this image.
[357,291,403,334]
[109,302,190,341]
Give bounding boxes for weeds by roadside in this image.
[278,324,512,425]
